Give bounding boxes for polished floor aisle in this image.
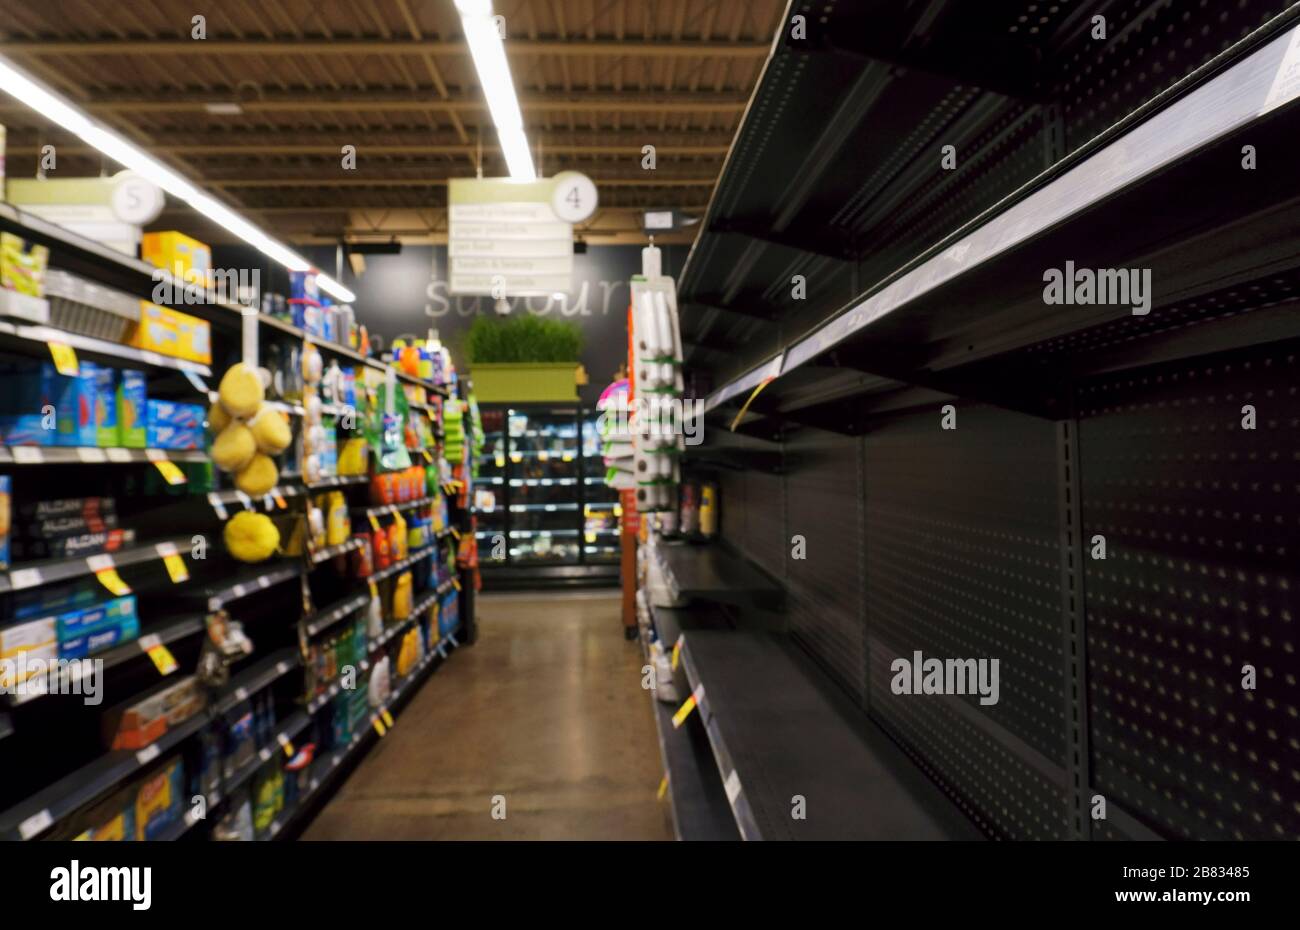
[301,591,673,840]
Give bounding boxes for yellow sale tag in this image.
[449,527,461,541]
[152,459,187,485]
[273,492,287,510]
[671,639,682,671]
[657,776,669,800]
[585,532,597,544]
[422,449,433,463]
[372,718,387,737]
[95,568,131,596]
[146,643,178,676]
[368,513,381,532]
[48,341,79,376]
[671,694,698,729]
[381,709,394,728]
[162,552,189,583]
[452,577,461,591]
[368,580,379,600]
[281,739,295,758]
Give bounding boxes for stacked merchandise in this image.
[597,379,634,490]
[628,245,684,514]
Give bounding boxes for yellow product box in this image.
[169,307,211,364]
[129,301,180,357]
[141,231,211,285]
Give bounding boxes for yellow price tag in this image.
[372,717,387,737]
[509,453,522,464]
[657,775,669,800]
[671,639,682,671]
[449,527,461,541]
[452,577,461,591]
[48,341,79,376]
[585,532,597,544]
[368,513,381,532]
[162,552,189,583]
[368,580,379,600]
[144,641,178,676]
[671,693,698,729]
[152,459,187,485]
[273,492,287,510]
[281,739,295,758]
[381,709,394,728]
[422,449,433,463]
[94,568,131,596]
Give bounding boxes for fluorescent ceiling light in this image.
[203,102,244,115]
[0,56,356,304]
[456,0,535,180]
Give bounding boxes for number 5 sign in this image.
[550,170,598,223]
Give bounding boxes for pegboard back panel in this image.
[1078,341,1300,840]
[783,427,867,705]
[862,404,1070,837]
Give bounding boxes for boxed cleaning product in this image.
[117,369,146,447]
[141,231,210,285]
[0,617,56,687]
[146,399,203,450]
[128,301,180,358]
[13,527,136,560]
[102,674,205,750]
[93,366,117,446]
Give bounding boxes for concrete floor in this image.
[301,591,674,840]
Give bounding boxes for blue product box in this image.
[438,592,458,637]
[55,595,138,643]
[289,270,319,303]
[0,475,8,571]
[60,615,141,660]
[0,361,54,446]
[53,360,98,447]
[146,399,204,450]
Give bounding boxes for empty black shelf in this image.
[654,540,783,610]
[677,630,984,840]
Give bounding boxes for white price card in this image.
[18,809,53,840]
[136,744,161,765]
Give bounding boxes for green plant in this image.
[464,314,584,364]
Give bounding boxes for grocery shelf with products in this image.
[0,201,480,843]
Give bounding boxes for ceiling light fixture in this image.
[454,0,535,180]
[0,56,357,303]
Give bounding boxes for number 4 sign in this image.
[550,170,598,223]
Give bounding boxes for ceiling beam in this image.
[5,143,730,157]
[0,93,749,115]
[201,176,718,188]
[0,39,770,58]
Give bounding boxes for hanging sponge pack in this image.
[224,511,281,563]
[208,361,295,497]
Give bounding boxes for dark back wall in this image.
[212,243,688,406]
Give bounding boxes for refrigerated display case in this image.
[475,404,620,587]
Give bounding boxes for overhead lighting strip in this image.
[0,56,357,303]
[454,0,535,180]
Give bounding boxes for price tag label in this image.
[135,744,161,765]
[106,448,132,463]
[372,717,388,737]
[10,568,43,590]
[381,709,394,728]
[155,542,188,583]
[452,577,461,592]
[671,685,705,729]
[18,809,54,840]
[724,770,742,803]
[657,775,669,800]
[13,446,42,464]
[450,527,461,541]
[277,733,295,757]
[152,458,186,485]
[421,449,433,463]
[94,568,132,596]
[273,491,287,510]
[48,341,79,376]
[207,493,229,520]
[671,638,682,671]
[369,580,379,600]
[76,447,107,463]
[235,491,254,510]
[139,635,178,676]
[368,513,381,532]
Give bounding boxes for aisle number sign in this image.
[448,172,596,298]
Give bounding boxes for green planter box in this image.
[471,362,579,403]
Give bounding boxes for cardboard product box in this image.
[141,231,210,285]
[53,360,98,448]
[18,495,116,521]
[128,301,180,358]
[59,618,140,661]
[134,757,185,840]
[146,399,204,450]
[0,617,57,687]
[13,527,136,561]
[170,308,211,365]
[117,369,147,447]
[55,595,137,644]
[103,675,205,750]
[93,366,118,447]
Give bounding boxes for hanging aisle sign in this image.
[448,171,596,298]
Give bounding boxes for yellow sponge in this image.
[208,401,231,433]
[218,362,264,419]
[249,406,292,455]
[211,422,256,473]
[224,511,281,563]
[235,453,278,496]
